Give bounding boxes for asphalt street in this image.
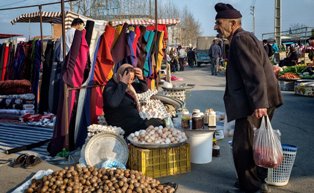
[160,65,314,193]
[1,65,313,193]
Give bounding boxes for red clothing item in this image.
[132,26,141,55]
[146,24,168,40]
[94,25,116,84]
[1,45,9,80]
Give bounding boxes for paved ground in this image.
[1,65,314,193]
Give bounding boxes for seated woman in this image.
[279,46,299,67]
[103,64,163,136]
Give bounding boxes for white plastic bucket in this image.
[186,131,213,164]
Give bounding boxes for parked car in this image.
[195,50,211,67]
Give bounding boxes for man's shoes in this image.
[260,183,271,193]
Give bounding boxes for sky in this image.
[0,0,313,40]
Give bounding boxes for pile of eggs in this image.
[139,100,169,120]
[87,124,125,140]
[128,126,187,145]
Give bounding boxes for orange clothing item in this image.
[94,25,116,84]
[156,31,164,73]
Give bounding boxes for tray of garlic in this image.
[127,126,187,148]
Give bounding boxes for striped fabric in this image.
[11,10,179,28]
[0,123,52,157]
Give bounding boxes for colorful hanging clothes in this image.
[31,40,42,112]
[132,26,141,65]
[48,29,88,156]
[74,35,102,148]
[113,25,123,47]
[146,24,168,40]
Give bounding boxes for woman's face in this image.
[128,72,135,84]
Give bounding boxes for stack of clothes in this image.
[0,80,35,120]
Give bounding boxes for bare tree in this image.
[179,6,201,47]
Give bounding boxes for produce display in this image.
[128,126,187,145]
[278,65,307,76]
[278,72,300,80]
[139,99,169,120]
[25,165,176,193]
[87,124,125,140]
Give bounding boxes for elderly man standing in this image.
[213,3,283,193]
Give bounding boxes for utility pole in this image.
[250,5,255,35]
[274,0,281,45]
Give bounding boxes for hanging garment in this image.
[39,40,54,114]
[0,44,4,79]
[94,24,116,84]
[48,29,88,156]
[143,30,155,77]
[111,23,128,72]
[85,20,95,47]
[156,31,165,74]
[31,40,42,113]
[5,43,15,80]
[1,44,9,81]
[136,26,147,69]
[48,40,62,114]
[113,25,123,47]
[132,26,141,59]
[74,35,102,148]
[12,43,26,80]
[126,29,136,66]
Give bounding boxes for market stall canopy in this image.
[10,11,106,30]
[111,18,180,26]
[11,10,180,28]
[0,33,23,39]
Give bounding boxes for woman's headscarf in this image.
[113,64,141,111]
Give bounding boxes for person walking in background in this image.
[187,47,196,68]
[213,3,282,193]
[178,45,187,71]
[208,39,222,75]
[272,41,280,65]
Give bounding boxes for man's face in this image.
[214,19,233,39]
[74,23,85,31]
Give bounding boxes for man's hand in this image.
[119,71,131,84]
[134,67,144,80]
[254,108,267,119]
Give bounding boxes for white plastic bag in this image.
[253,116,283,168]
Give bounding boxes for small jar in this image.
[212,140,220,157]
[192,113,204,129]
[181,109,191,129]
[208,108,216,128]
[204,109,210,125]
[192,109,201,115]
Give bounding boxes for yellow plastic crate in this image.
[128,143,191,178]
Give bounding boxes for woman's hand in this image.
[134,68,144,80]
[119,70,131,84]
